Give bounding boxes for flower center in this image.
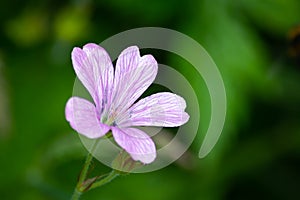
[101,111,117,126]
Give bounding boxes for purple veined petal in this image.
[65,97,110,139]
[116,92,189,128]
[71,43,114,114]
[111,127,156,164]
[110,46,158,118]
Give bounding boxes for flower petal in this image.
[71,43,114,113]
[111,127,156,164]
[65,97,110,139]
[116,92,189,127]
[110,46,158,117]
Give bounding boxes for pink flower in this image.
[65,43,189,164]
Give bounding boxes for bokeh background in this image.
[1,0,300,199]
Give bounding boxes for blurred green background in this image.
[1,0,300,199]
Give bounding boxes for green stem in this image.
[71,188,82,200]
[71,133,119,200]
[89,170,119,190]
[71,140,99,200]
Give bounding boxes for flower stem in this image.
[71,140,99,200]
[89,170,119,190]
[71,134,120,200]
[71,188,82,200]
